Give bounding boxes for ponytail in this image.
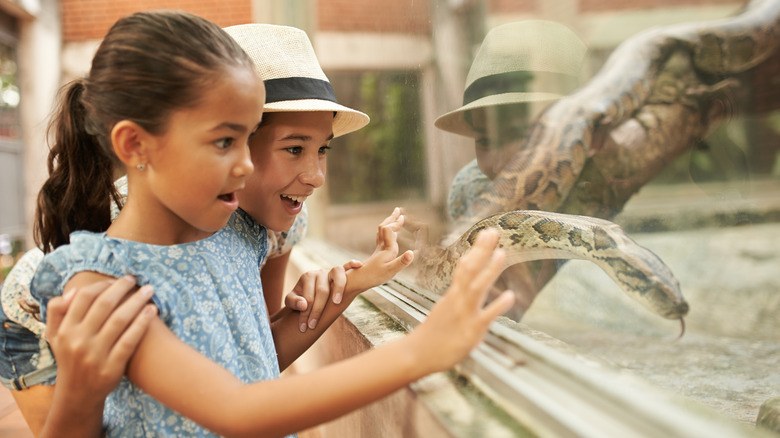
[33,79,122,253]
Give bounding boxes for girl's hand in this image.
[408,229,514,374]
[347,208,414,294]
[285,260,362,332]
[46,276,157,402]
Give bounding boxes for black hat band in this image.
[265,77,338,104]
[463,70,578,106]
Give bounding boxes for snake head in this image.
[609,243,689,320]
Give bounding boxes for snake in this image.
[418,210,689,326]
[417,0,779,330]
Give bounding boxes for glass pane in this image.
[319,0,779,430]
[328,71,426,203]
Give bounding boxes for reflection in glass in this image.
[433,20,589,320]
[321,0,778,430]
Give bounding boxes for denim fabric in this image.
[0,299,56,390]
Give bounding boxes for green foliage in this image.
[327,71,426,204]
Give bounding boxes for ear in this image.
[111,120,152,168]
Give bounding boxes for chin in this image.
[243,208,296,232]
[252,214,293,233]
[267,220,295,233]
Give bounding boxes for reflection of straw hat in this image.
[225,24,369,138]
[435,20,586,138]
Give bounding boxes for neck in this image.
[108,195,214,245]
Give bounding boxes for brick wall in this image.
[62,0,743,41]
[61,0,251,41]
[579,0,740,12]
[489,0,741,14]
[317,0,429,34]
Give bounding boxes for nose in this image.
[477,149,503,180]
[489,151,506,178]
[232,144,254,178]
[484,141,523,180]
[299,156,325,188]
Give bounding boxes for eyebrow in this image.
[281,133,335,142]
[212,122,252,133]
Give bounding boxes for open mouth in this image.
[282,194,306,208]
[218,192,237,203]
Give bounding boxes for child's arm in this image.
[117,228,511,438]
[264,245,362,332]
[39,277,156,438]
[278,259,362,332]
[260,252,291,315]
[271,208,414,368]
[271,207,407,338]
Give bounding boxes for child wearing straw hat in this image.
[224,23,378,328]
[435,20,587,224]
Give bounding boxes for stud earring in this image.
[136,163,146,171]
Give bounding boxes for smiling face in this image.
[237,111,333,232]
[131,66,265,243]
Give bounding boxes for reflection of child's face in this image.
[238,111,333,232]
[469,104,530,180]
[137,66,264,242]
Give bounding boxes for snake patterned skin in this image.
[419,211,688,321]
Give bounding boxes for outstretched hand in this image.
[408,229,514,374]
[346,207,414,295]
[278,208,413,335]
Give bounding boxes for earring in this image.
[136,163,146,171]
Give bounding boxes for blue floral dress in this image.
[0,176,306,395]
[31,209,289,437]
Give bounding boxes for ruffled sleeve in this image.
[30,231,156,323]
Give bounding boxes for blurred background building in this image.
[4,0,776,262]
[0,1,778,436]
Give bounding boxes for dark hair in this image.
[34,10,253,253]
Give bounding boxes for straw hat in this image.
[225,23,369,138]
[435,20,587,138]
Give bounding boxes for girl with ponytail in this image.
[20,10,512,437]
[0,12,341,435]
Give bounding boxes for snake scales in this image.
[418,211,689,323]
[418,0,779,325]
